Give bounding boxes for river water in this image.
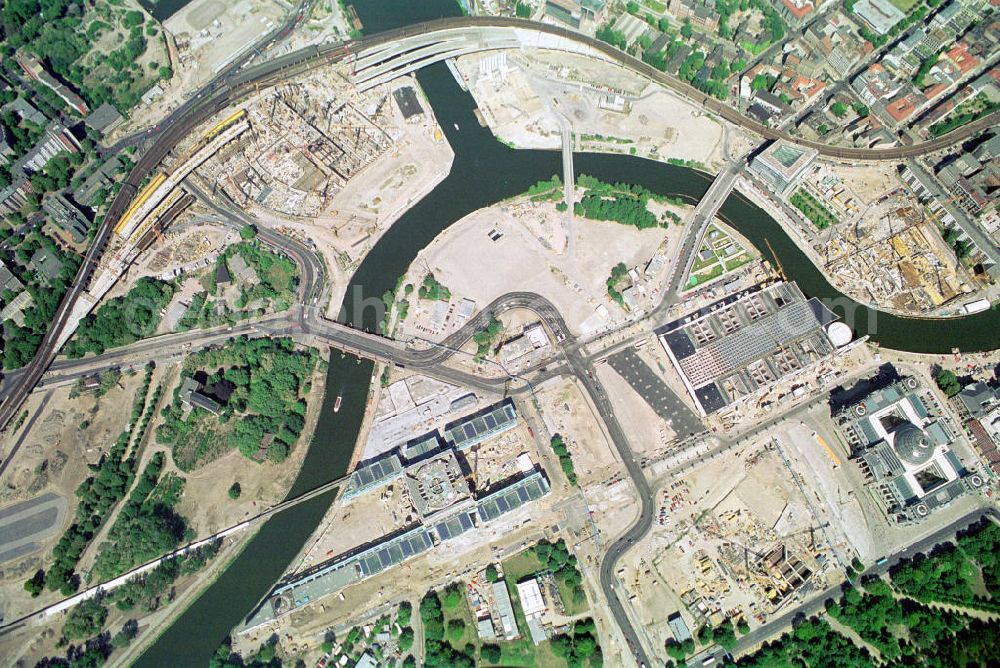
[138,0,998,663]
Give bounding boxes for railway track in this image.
[1,17,992,431]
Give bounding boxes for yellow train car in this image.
[114,173,166,235]
[204,109,246,141]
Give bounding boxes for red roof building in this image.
[944,41,980,75]
[886,95,918,123]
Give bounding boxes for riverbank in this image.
[455,47,748,172]
[738,175,992,322]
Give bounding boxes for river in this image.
[137,0,998,663]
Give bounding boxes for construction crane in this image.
[778,523,830,550]
[765,238,786,280]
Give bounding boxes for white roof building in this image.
[516,578,546,618]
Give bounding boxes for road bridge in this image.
[664,159,744,298]
[3,17,996,434]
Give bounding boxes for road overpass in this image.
[665,158,745,298]
[2,16,995,434]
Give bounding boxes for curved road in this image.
[0,13,993,666]
[1,15,993,431]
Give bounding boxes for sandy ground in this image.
[181,72,453,319]
[0,371,148,620]
[415,198,673,337]
[456,49,751,170]
[534,376,621,487]
[0,346,331,665]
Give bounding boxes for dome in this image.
[892,422,934,466]
[826,322,853,347]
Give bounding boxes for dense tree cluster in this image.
[550,435,578,485]
[90,452,189,581]
[62,598,108,641]
[180,243,298,332]
[595,22,627,50]
[574,174,678,230]
[891,521,1000,611]
[525,175,564,202]
[157,337,317,470]
[65,278,175,357]
[1,234,81,369]
[528,539,587,610]
[941,226,973,261]
[110,540,220,613]
[0,0,163,112]
[735,617,873,668]
[550,618,602,668]
[790,189,838,229]
[607,262,629,306]
[34,366,155,593]
[472,315,503,361]
[418,273,451,301]
[225,242,298,310]
[210,635,283,668]
[933,368,962,397]
[419,590,476,667]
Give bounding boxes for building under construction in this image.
[201,79,394,217]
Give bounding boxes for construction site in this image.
[623,427,859,653]
[799,165,973,314]
[240,391,555,632]
[197,79,393,218]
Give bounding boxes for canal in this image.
[139,0,998,663]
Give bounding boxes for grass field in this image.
[790,189,839,229]
[889,0,919,11]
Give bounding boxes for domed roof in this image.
[826,322,853,347]
[892,422,934,466]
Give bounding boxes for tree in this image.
[831,101,849,117]
[481,643,501,663]
[399,626,415,652]
[447,618,466,643]
[112,619,139,648]
[228,482,242,499]
[751,74,773,91]
[443,582,464,609]
[681,19,694,38]
[24,569,45,597]
[267,440,289,462]
[397,600,412,626]
[485,563,500,582]
[240,224,257,240]
[63,598,108,640]
[714,619,737,649]
[935,369,961,397]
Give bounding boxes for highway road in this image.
[2,15,994,434]
[0,13,995,664]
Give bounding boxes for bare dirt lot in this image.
[534,376,621,486]
[457,49,748,169]
[416,197,673,337]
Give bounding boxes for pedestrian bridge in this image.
[350,26,608,90]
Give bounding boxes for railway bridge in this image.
[349,25,608,90]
